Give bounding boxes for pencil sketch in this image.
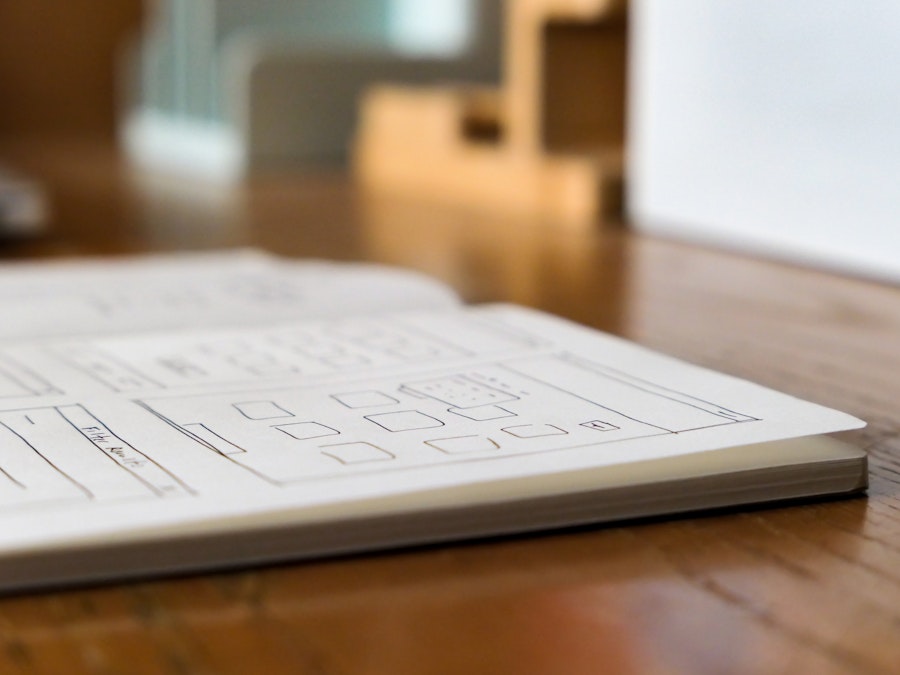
[320,442,395,465]
[502,423,568,439]
[274,421,340,441]
[233,400,294,420]
[54,344,161,393]
[48,312,539,393]
[138,352,759,486]
[365,411,445,432]
[447,405,517,421]
[0,404,193,509]
[425,435,501,455]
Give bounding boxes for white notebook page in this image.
[0,297,863,554]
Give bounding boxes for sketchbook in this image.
[0,250,866,591]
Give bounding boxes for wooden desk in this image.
[1,139,898,674]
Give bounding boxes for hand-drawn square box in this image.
[401,376,517,409]
[233,400,294,420]
[580,420,619,432]
[274,422,339,441]
[502,423,568,439]
[448,405,516,421]
[365,410,445,432]
[425,435,500,455]
[320,442,394,465]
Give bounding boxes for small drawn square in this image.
[580,420,620,432]
[425,436,499,455]
[274,422,339,440]
[321,442,394,464]
[233,400,293,420]
[448,405,516,421]
[332,391,399,409]
[502,424,568,439]
[366,410,444,432]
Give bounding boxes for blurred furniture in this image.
[1,135,898,674]
[0,1,135,237]
[0,1,142,141]
[355,0,627,224]
[124,0,502,178]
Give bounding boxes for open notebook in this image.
[0,250,865,591]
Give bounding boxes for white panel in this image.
[628,0,900,282]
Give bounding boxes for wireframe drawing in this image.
[52,312,531,393]
[139,352,758,486]
[0,404,192,509]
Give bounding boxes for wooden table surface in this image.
[1,139,898,674]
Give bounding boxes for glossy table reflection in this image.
[0,139,898,675]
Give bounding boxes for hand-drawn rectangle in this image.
[233,400,294,420]
[581,420,620,432]
[425,436,500,455]
[184,423,247,456]
[365,410,444,432]
[0,405,191,502]
[401,376,518,409]
[448,405,516,421]
[502,424,568,439]
[58,405,193,498]
[274,422,339,441]
[320,442,394,465]
[505,356,758,432]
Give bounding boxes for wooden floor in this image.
[1,139,898,675]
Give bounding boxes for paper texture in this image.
[0,252,863,555]
[0,249,460,340]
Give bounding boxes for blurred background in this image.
[1,0,898,283]
[0,1,496,144]
[0,0,507,253]
[0,1,141,141]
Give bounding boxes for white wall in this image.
[628,0,900,282]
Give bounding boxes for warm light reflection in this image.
[359,192,633,333]
[323,590,671,675]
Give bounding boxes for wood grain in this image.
[0,139,898,674]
